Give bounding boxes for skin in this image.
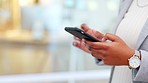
[73,24,134,66]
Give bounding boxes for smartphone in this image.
[65,27,100,42]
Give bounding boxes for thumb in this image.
[105,33,119,42]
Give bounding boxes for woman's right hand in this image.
[73,24,105,54]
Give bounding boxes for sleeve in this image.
[133,50,148,82]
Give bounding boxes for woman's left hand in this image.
[87,33,134,66]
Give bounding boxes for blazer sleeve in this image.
[133,50,148,82]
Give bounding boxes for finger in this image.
[91,30,107,42]
[94,31,104,40]
[101,37,107,42]
[73,40,84,48]
[74,37,81,41]
[90,49,106,55]
[91,49,106,59]
[91,52,104,60]
[73,41,91,53]
[105,33,119,42]
[81,24,90,32]
[86,41,108,50]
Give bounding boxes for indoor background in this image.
[0,0,119,83]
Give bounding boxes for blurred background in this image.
[0,0,119,83]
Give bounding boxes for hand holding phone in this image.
[65,27,102,62]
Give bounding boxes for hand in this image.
[73,24,105,54]
[86,33,134,66]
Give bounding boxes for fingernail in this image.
[73,42,77,46]
[102,38,105,41]
[82,39,85,41]
[81,23,86,26]
[81,24,87,28]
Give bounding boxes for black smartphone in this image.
[65,27,100,42]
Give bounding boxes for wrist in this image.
[125,49,134,65]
